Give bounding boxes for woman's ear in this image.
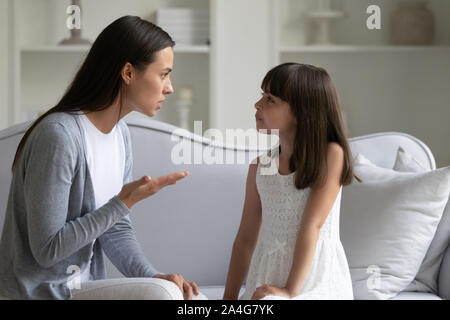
[121,62,135,85]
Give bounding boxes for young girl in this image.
[223,63,359,300]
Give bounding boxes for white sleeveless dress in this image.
[239,160,354,300]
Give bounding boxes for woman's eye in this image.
[162,73,169,79]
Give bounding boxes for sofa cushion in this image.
[438,244,450,300]
[199,286,246,300]
[390,147,450,295]
[198,286,444,300]
[390,292,442,300]
[340,156,450,299]
[393,146,428,173]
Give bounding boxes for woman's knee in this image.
[136,278,184,300]
[141,280,209,300]
[71,278,184,300]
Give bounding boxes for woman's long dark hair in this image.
[262,63,361,190]
[11,15,175,172]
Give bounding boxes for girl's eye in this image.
[162,73,169,79]
[261,92,273,103]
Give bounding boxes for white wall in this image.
[211,0,275,132]
[5,0,450,167]
[13,0,211,130]
[0,0,9,130]
[281,50,450,168]
[277,0,450,167]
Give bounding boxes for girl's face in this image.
[125,47,174,117]
[254,90,297,135]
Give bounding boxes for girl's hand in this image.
[153,273,199,300]
[118,171,189,209]
[251,284,292,300]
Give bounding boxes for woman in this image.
[0,16,204,300]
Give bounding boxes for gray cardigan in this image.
[0,111,161,300]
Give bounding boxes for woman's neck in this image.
[83,98,131,134]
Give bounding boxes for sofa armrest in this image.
[438,244,450,300]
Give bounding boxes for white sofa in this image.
[0,115,448,300]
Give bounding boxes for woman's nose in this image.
[164,80,174,95]
[255,99,262,110]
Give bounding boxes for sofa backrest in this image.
[0,116,446,290]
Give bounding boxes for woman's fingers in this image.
[121,172,190,207]
[190,281,199,295]
[183,281,193,300]
[154,274,199,300]
[169,274,184,293]
[155,171,190,188]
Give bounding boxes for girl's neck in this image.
[278,134,295,159]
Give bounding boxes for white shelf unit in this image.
[8,0,277,136]
[21,45,211,54]
[6,0,278,137]
[10,0,212,133]
[272,0,450,168]
[9,0,448,166]
[279,45,450,53]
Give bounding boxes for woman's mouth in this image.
[157,99,165,109]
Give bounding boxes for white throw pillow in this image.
[353,153,378,168]
[340,158,450,299]
[393,146,428,173]
[391,147,450,295]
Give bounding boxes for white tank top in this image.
[78,113,126,282]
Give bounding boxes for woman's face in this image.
[254,90,297,135]
[125,46,174,117]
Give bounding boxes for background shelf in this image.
[21,45,210,54]
[279,45,450,53]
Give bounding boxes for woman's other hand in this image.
[153,273,199,300]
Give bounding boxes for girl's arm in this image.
[252,143,345,299]
[286,142,345,297]
[223,161,262,300]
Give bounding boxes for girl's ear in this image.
[121,62,135,85]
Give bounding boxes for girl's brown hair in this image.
[262,62,361,190]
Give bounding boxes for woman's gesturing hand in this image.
[118,171,190,209]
